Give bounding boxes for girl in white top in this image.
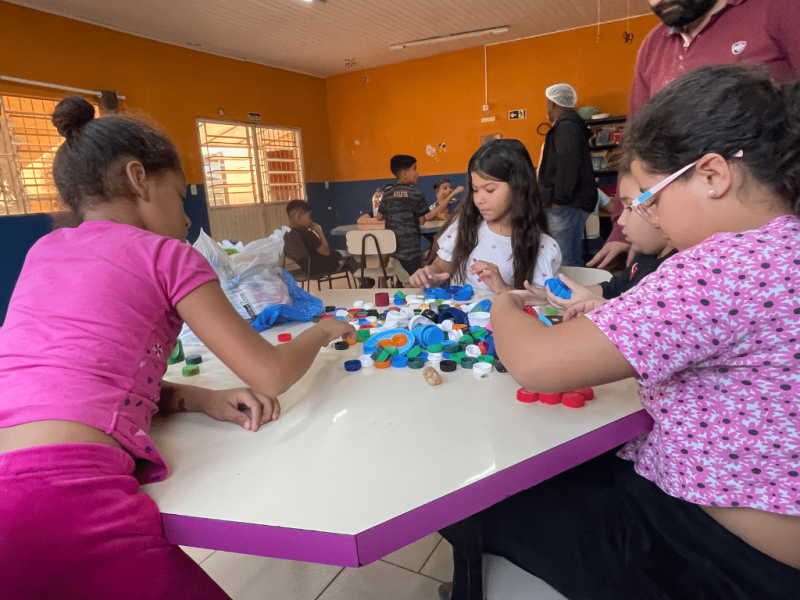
[409,139,561,295]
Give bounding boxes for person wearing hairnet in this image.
[537,83,597,266]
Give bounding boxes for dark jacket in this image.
[538,110,597,213]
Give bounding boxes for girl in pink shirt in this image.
[442,66,800,600]
[0,96,354,600]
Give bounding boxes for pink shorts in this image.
[0,443,231,600]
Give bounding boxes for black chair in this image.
[282,229,353,291]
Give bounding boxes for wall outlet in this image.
[482,104,489,111]
[481,116,496,123]
[509,109,527,120]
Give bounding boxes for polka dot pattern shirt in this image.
[589,215,800,515]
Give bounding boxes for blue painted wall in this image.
[0,213,53,325]
[0,176,467,322]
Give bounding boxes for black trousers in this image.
[442,451,800,600]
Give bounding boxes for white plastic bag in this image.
[179,228,292,345]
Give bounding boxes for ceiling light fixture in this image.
[390,26,509,50]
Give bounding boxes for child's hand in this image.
[200,388,281,432]
[451,185,465,199]
[563,298,606,321]
[314,319,356,346]
[470,260,510,293]
[409,266,449,288]
[543,274,601,309]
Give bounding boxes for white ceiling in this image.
[9,0,653,78]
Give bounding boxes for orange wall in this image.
[326,15,659,182]
[0,1,333,183]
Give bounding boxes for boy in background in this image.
[286,199,357,277]
[427,178,465,220]
[376,154,443,275]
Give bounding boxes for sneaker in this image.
[438,582,452,600]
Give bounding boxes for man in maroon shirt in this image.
[589,0,800,269]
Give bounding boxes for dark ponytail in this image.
[624,65,800,214]
[51,96,181,216]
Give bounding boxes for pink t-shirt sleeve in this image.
[155,238,219,305]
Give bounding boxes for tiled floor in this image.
[182,533,453,600]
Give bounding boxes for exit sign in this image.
[248,112,262,123]
[509,109,527,120]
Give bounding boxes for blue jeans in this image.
[546,205,590,267]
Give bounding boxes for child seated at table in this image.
[375,154,443,275]
[285,199,358,276]
[442,65,800,600]
[0,96,355,600]
[409,139,561,296]
[541,159,676,314]
[426,178,465,220]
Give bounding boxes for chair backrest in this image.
[345,229,397,255]
[282,229,311,270]
[558,265,612,286]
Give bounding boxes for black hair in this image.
[51,96,182,217]
[286,198,311,216]
[433,178,451,193]
[447,138,549,289]
[390,154,417,177]
[625,65,800,214]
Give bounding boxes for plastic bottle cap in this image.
[353,300,364,308]
[495,360,508,373]
[460,357,478,369]
[182,364,200,377]
[472,362,492,378]
[375,293,390,307]
[576,388,595,401]
[185,354,203,365]
[391,355,409,368]
[516,388,538,403]
[440,360,457,372]
[408,357,425,369]
[539,392,562,405]
[359,355,375,368]
[375,359,391,369]
[277,332,292,343]
[363,303,375,310]
[561,392,586,408]
[344,360,362,372]
[464,344,481,358]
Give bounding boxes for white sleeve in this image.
[531,234,562,286]
[435,218,459,263]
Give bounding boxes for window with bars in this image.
[197,119,306,207]
[0,95,93,216]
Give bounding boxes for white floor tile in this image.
[180,545,215,564]
[382,532,442,572]
[318,559,441,600]
[199,551,342,600]
[420,538,454,583]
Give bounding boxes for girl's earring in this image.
[708,190,716,198]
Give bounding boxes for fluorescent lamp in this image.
[390,27,509,50]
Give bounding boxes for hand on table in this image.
[563,298,606,321]
[542,274,603,310]
[409,265,449,288]
[470,260,511,293]
[314,319,357,346]
[200,388,281,432]
[586,240,631,269]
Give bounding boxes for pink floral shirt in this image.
[589,215,800,515]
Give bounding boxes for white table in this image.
[142,289,651,568]
[331,221,444,244]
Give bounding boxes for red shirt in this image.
[629,0,800,115]
[606,0,800,244]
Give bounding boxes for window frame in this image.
[196,118,307,209]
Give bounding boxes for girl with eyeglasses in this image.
[441,65,800,600]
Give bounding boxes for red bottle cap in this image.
[575,388,595,401]
[277,333,292,342]
[539,392,561,405]
[516,388,539,403]
[561,392,585,408]
[375,292,390,306]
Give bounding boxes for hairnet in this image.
[545,84,577,108]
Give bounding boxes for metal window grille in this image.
[0,95,79,215]
[197,119,306,207]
